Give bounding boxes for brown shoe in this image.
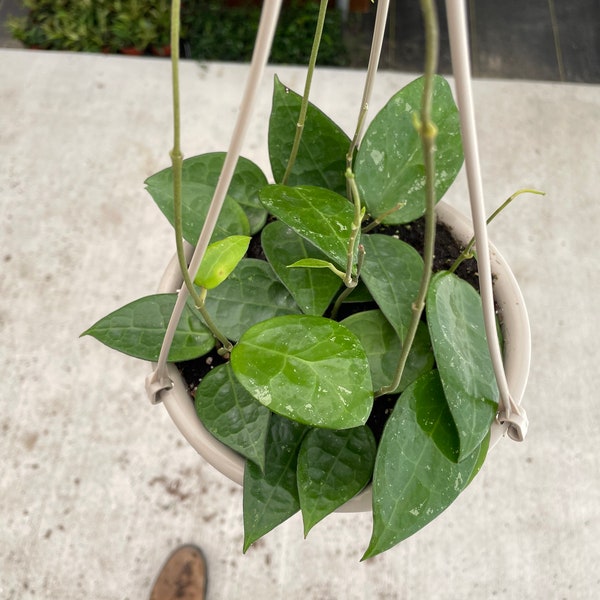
[149,544,207,600]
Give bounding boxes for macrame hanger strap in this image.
[146,0,284,404]
[445,0,528,441]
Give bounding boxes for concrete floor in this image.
[1,49,599,599]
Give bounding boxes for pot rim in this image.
[155,200,531,512]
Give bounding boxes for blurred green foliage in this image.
[8,0,171,52]
[182,0,348,66]
[8,0,348,65]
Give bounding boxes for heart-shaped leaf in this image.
[342,310,434,393]
[243,414,307,551]
[230,315,373,429]
[81,294,214,361]
[363,370,489,560]
[260,184,356,270]
[261,221,342,315]
[426,271,498,461]
[180,153,268,234]
[269,76,350,194]
[360,234,424,339]
[297,426,376,535]
[195,363,271,471]
[146,152,267,236]
[203,258,301,341]
[145,178,249,244]
[355,76,463,224]
[194,235,251,290]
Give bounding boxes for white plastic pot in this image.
[155,201,531,512]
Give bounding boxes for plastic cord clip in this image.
[497,398,529,442]
[145,369,174,405]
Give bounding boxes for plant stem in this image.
[169,0,204,312]
[330,245,365,320]
[169,2,230,351]
[344,168,364,287]
[376,0,439,398]
[281,0,329,184]
[361,201,405,233]
[449,188,545,273]
[195,288,233,353]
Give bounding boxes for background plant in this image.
[181,0,347,65]
[8,0,347,63]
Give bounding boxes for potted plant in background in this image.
[148,0,172,56]
[110,0,157,55]
[7,0,173,55]
[7,0,109,51]
[83,0,535,559]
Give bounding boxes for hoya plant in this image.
[83,0,524,559]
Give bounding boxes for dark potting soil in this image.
[177,216,480,444]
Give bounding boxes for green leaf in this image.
[81,294,214,361]
[297,426,376,536]
[288,258,344,276]
[194,235,251,290]
[203,258,302,342]
[261,221,342,316]
[269,76,350,194]
[363,371,487,560]
[360,234,424,339]
[243,414,307,551]
[426,271,498,461]
[260,184,356,270]
[147,152,267,234]
[184,153,268,234]
[342,310,434,393]
[230,315,373,429]
[355,76,463,224]
[145,164,250,245]
[195,363,271,471]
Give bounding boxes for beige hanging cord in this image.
[445,0,528,441]
[146,0,284,404]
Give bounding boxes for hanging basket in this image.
[153,199,531,512]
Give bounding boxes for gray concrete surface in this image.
[1,48,599,599]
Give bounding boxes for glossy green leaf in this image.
[193,235,251,290]
[297,426,376,536]
[203,258,301,341]
[146,152,267,236]
[81,294,214,361]
[342,310,434,393]
[243,414,307,551]
[355,76,463,224]
[181,153,268,234]
[195,363,271,471]
[261,221,342,316]
[288,258,345,276]
[230,315,373,429]
[260,184,356,270]
[360,234,424,339]
[363,370,488,560]
[145,170,250,245]
[426,271,498,461]
[269,76,350,194]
